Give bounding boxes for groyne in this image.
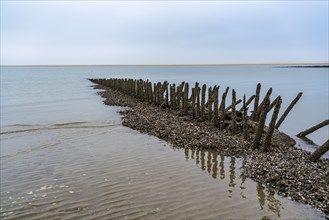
[89,78,329,216]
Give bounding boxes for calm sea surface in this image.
[1,65,328,219]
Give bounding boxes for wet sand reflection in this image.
[184,147,283,217]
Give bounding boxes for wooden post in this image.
[153,83,157,105]
[194,82,200,118]
[172,83,176,109]
[226,99,242,111]
[158,82,162,107]
[297,119,329,138]
[239,95,255,111]
[165,81,169,108]
[213,86,219,127]
[220,87,229,131]
[309,140,329,161]
[267,96,281,113]
[252,98,270,149]
[208,86,213,121]
[263,96,282,151]
[201,84,206,120]
[254,88,272,121]
[184,82,189,115]
[253,83,261,121]
[149,82,153,104]
[191,88,196,118]
[177,83,182,110]
[243,94,249,140]
[231,89,237,135]
[275,92,303,129]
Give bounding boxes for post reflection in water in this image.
[212,152,218,179]
[182,147,284,217]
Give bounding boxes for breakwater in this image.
[89,78,329,216]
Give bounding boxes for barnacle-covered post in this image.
[195,82,200,118]
[226,99,242,111]
[275,92,303,129]
[220,87,229,131]
[164,81,169,108]
[243,94,249,140]
[263,96,282,151]
[255,88,272,121]
[231,89,237,135]
[184,82,189,115]
[208,86,213,121]
[153,83,157,105]
[213,86,219,127]
[191,88,196,118]
[201,84,207,120]
[239,94,255,111]
[149,82,153,104]
[252,98,270,149]
[253,83,261,121]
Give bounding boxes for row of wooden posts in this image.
[89,78,328,161]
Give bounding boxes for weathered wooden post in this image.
[267,96,281,113]
[239,95,255,111]
[275,92,303,129]
[252,98,270,149]
[194,82,200,118]
[153,83,157,105]
[149,82,153,104]
[231,89,237,135]
[208,86,213,121]
[309,140,329,161]
[243,94,249,140]
[263,96,282,151]
[158,82,163,107]
[164,81,169,108]
[191,88,196,118]
[254,88,272,121]
[196,85,201,118]
[177,84,182,110]
[226,99,242,111]
[213,86,219,127]
[297,119,329,138]
[172,83,176,109]
[201,84,206,120]
[253,83,261,121]
[184,82,189,115]
[220,87,229,131]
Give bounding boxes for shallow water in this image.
[0,65,328,219]
[1,126,325,219]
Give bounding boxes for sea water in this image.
[0,65,328,219]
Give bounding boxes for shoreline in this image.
[93,84,329,217]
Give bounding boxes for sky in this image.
[1,1,328,65]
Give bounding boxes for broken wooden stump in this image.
[297,119,329,138]
[275,92,303,129]
[263,96,282,151]
[252,83,261,121]
[253,98,270,149]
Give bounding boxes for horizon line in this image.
[1,61,329,67]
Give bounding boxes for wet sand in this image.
[94,84,329,217]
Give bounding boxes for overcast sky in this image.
[1,1,328,65]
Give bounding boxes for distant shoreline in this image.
[1,63,328,67]
[276,65,329,68]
